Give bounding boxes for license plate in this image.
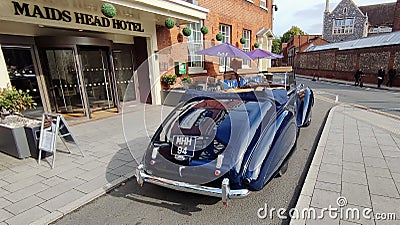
[171,135,196,157]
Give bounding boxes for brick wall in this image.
[336,54,356,72]
[295,45,400,87]
[319,52,335,70]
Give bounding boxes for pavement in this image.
[291,104,400,225]
[0,104,173,225]
[0,90,399,225]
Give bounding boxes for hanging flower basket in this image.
[240,38,246,44]
[200,26,209,35]
[101,3,117,18]
[183,27,192,37]
[254,42,260,48]
[165,18,175,29]
[216,33,223,41]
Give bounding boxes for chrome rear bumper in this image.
[136,164,250,204]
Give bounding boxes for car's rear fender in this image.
[241,107,297,190]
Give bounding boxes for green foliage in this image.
[181,75,192,84]
[161,74,177,86]
[101,3,117,18]
[216,33,223,41]
[272,38,282,54]
[281,26,305,43]
[183,27,192,37]
[165,18,175,29]
[240,37,246,44]
[0,87,36,114]
[253,42,260,48]
[200,26,208,34]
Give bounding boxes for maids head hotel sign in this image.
[11,1,144,32]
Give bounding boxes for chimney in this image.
[393,0,400,31]
[325,0,330,13]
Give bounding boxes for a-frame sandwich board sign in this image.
[38,113,84,168]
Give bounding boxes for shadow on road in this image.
[103,139,220,217]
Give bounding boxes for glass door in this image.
[79,47,114,111]
[112,44,136,102]
[44,49,84,114]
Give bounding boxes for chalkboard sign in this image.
[38,113,83,168]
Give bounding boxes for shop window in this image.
[187,22,204,72]
[2,46,43,116]
[219,24,231,71]
[242,29,251,68]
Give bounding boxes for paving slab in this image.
[4,195,45,215]
[292,104,400,225]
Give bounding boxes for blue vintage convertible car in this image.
[136,70,313,205]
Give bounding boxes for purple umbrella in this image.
[246,49,283,60]
[196,43,252,74]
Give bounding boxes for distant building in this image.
[322,0,397,43]
[283,35,328,66]
[297,30,400,87]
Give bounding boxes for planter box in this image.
[0,124,31,159]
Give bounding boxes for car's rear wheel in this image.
[303,110,312,127]
[276,161,289,177]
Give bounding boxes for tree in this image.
[272,38,281,54]
[281,26,305,43]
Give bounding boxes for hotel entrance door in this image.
[79,47,115,111]
[44,49,85,114]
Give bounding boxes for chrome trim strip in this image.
[136,164,250,199]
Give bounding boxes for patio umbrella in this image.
[196,43,252,74]
[246,49,283,60]
[246,49,283,73]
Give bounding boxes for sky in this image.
[273,0,396,37]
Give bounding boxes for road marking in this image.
[315,95,400,120]
[350,104,400,120]
[315,95,338,104]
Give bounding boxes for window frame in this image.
[219,24,231,72]
[332,17,355,35]
[260,0,267,10]
[187,22,205,74]
[242,29,251,68]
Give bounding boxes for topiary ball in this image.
[254,42,260,48]
[240,37,246,44]
[200,26,208,34]
[101,3,117,18]
[165,18,175,29]
[183,27,192,37]
[216,33,223,41]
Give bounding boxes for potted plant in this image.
[0,87,39,159]
[181,75,192,89]
[161,74,177,88]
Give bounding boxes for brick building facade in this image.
[284,35,328,67]
[156,0,274,82]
